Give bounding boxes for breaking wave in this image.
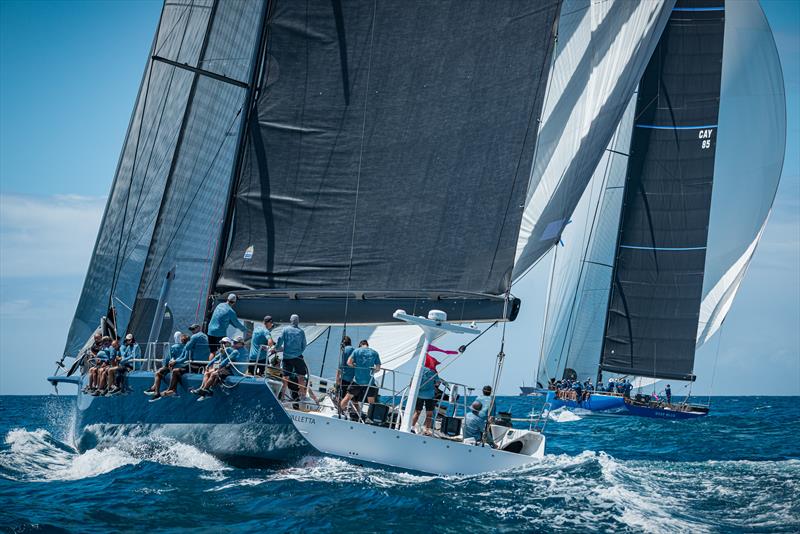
[0,428,228,482]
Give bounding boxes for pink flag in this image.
[428,344,458,355]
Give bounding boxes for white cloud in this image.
[0,193,105,278]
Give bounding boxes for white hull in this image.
[287,408,546,476]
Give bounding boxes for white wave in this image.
[548,407,582,422]
[0,428,228,482]
[0,428,138,481]
[268,455,438,487]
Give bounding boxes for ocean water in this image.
[0,395,797,533]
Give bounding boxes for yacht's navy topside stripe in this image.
[620,245,707,251]
[635,124,718,130]
[673,7,725,12]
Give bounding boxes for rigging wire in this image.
[706,320,725,407]
[341,0,377,340]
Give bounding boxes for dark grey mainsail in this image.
[127,0,268,342]
[64,0,221,356]
[215,1,562,324]
[600,0,725,381]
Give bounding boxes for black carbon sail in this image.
[64,0,221,356]
[600,0,725,381]
[215,1,561,324]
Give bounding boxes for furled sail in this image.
[697,0,786,346]
[600,0,726,381]
[513,0,674,279]
[64,0,221,356]
[215,1,561,324]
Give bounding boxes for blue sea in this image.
[0,395,798,533]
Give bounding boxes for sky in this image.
[0,0,798,396]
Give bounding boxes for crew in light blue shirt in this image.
[119,334,140,367]
[464,401,488,442]
[165,334,188,368]
[208,294,249,337]
[249,316,274,363]
[475,385,497,418]
[349,343,381,385]
[338,336,355,384]
[418,367,438,400]
[274,321,307,360]
[175,328,210,368]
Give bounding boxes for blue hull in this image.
[73,371,311,462]
[623,402,709,419]
[544,390,627,413]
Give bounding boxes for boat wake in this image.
[0,428,228,482]
[547,407,582,422]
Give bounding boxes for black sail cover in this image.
[216,1,561,324]
[600,0,725,381]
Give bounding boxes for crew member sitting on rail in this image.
[248,315,273,376]
[273,314,308,401]
[336,336,355,401]
[463,400,488,443]
[411,366,439,435]
[159,324,210,399]
[233,336,247,372]
[207,293,249,353]
[145,332,189,397]
[192,337,235,397]
[339,339,381,415]
[106,334,138,393]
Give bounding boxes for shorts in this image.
[415,397,435,411]
[282,357,307,377]
[156,366,170,377]
[347,383,378,400]
[216,367,232,379]
[338,379,352,397]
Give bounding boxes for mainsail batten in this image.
[600,0,726,381]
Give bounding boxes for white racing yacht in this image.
[283,310,546,476]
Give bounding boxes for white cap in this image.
[227,293,237,302]
[173,331,182,344]
[234,336,244,343]
[290,314,300,326]
[125,333,134,341]
[221,337,232,345]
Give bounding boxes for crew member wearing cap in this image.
[158,324,210,399]
[192,337,235,397]
[207,293,249,352]
[104,338,132,394]
[463,400,490,444]
[272,314,308,401]
[248,315,274,376]
[145,332,189,398]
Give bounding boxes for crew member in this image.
[463,400,488,443]
[207,293,249,352]
[411,366,438,435]
[665,384,672,405]
[337,336,355,400]
[248,315,274,376]
[158,324,210,399]
[145,332,188,397]
[273,314,308,401]
[475,385,497,421]
[339,339,381,415]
